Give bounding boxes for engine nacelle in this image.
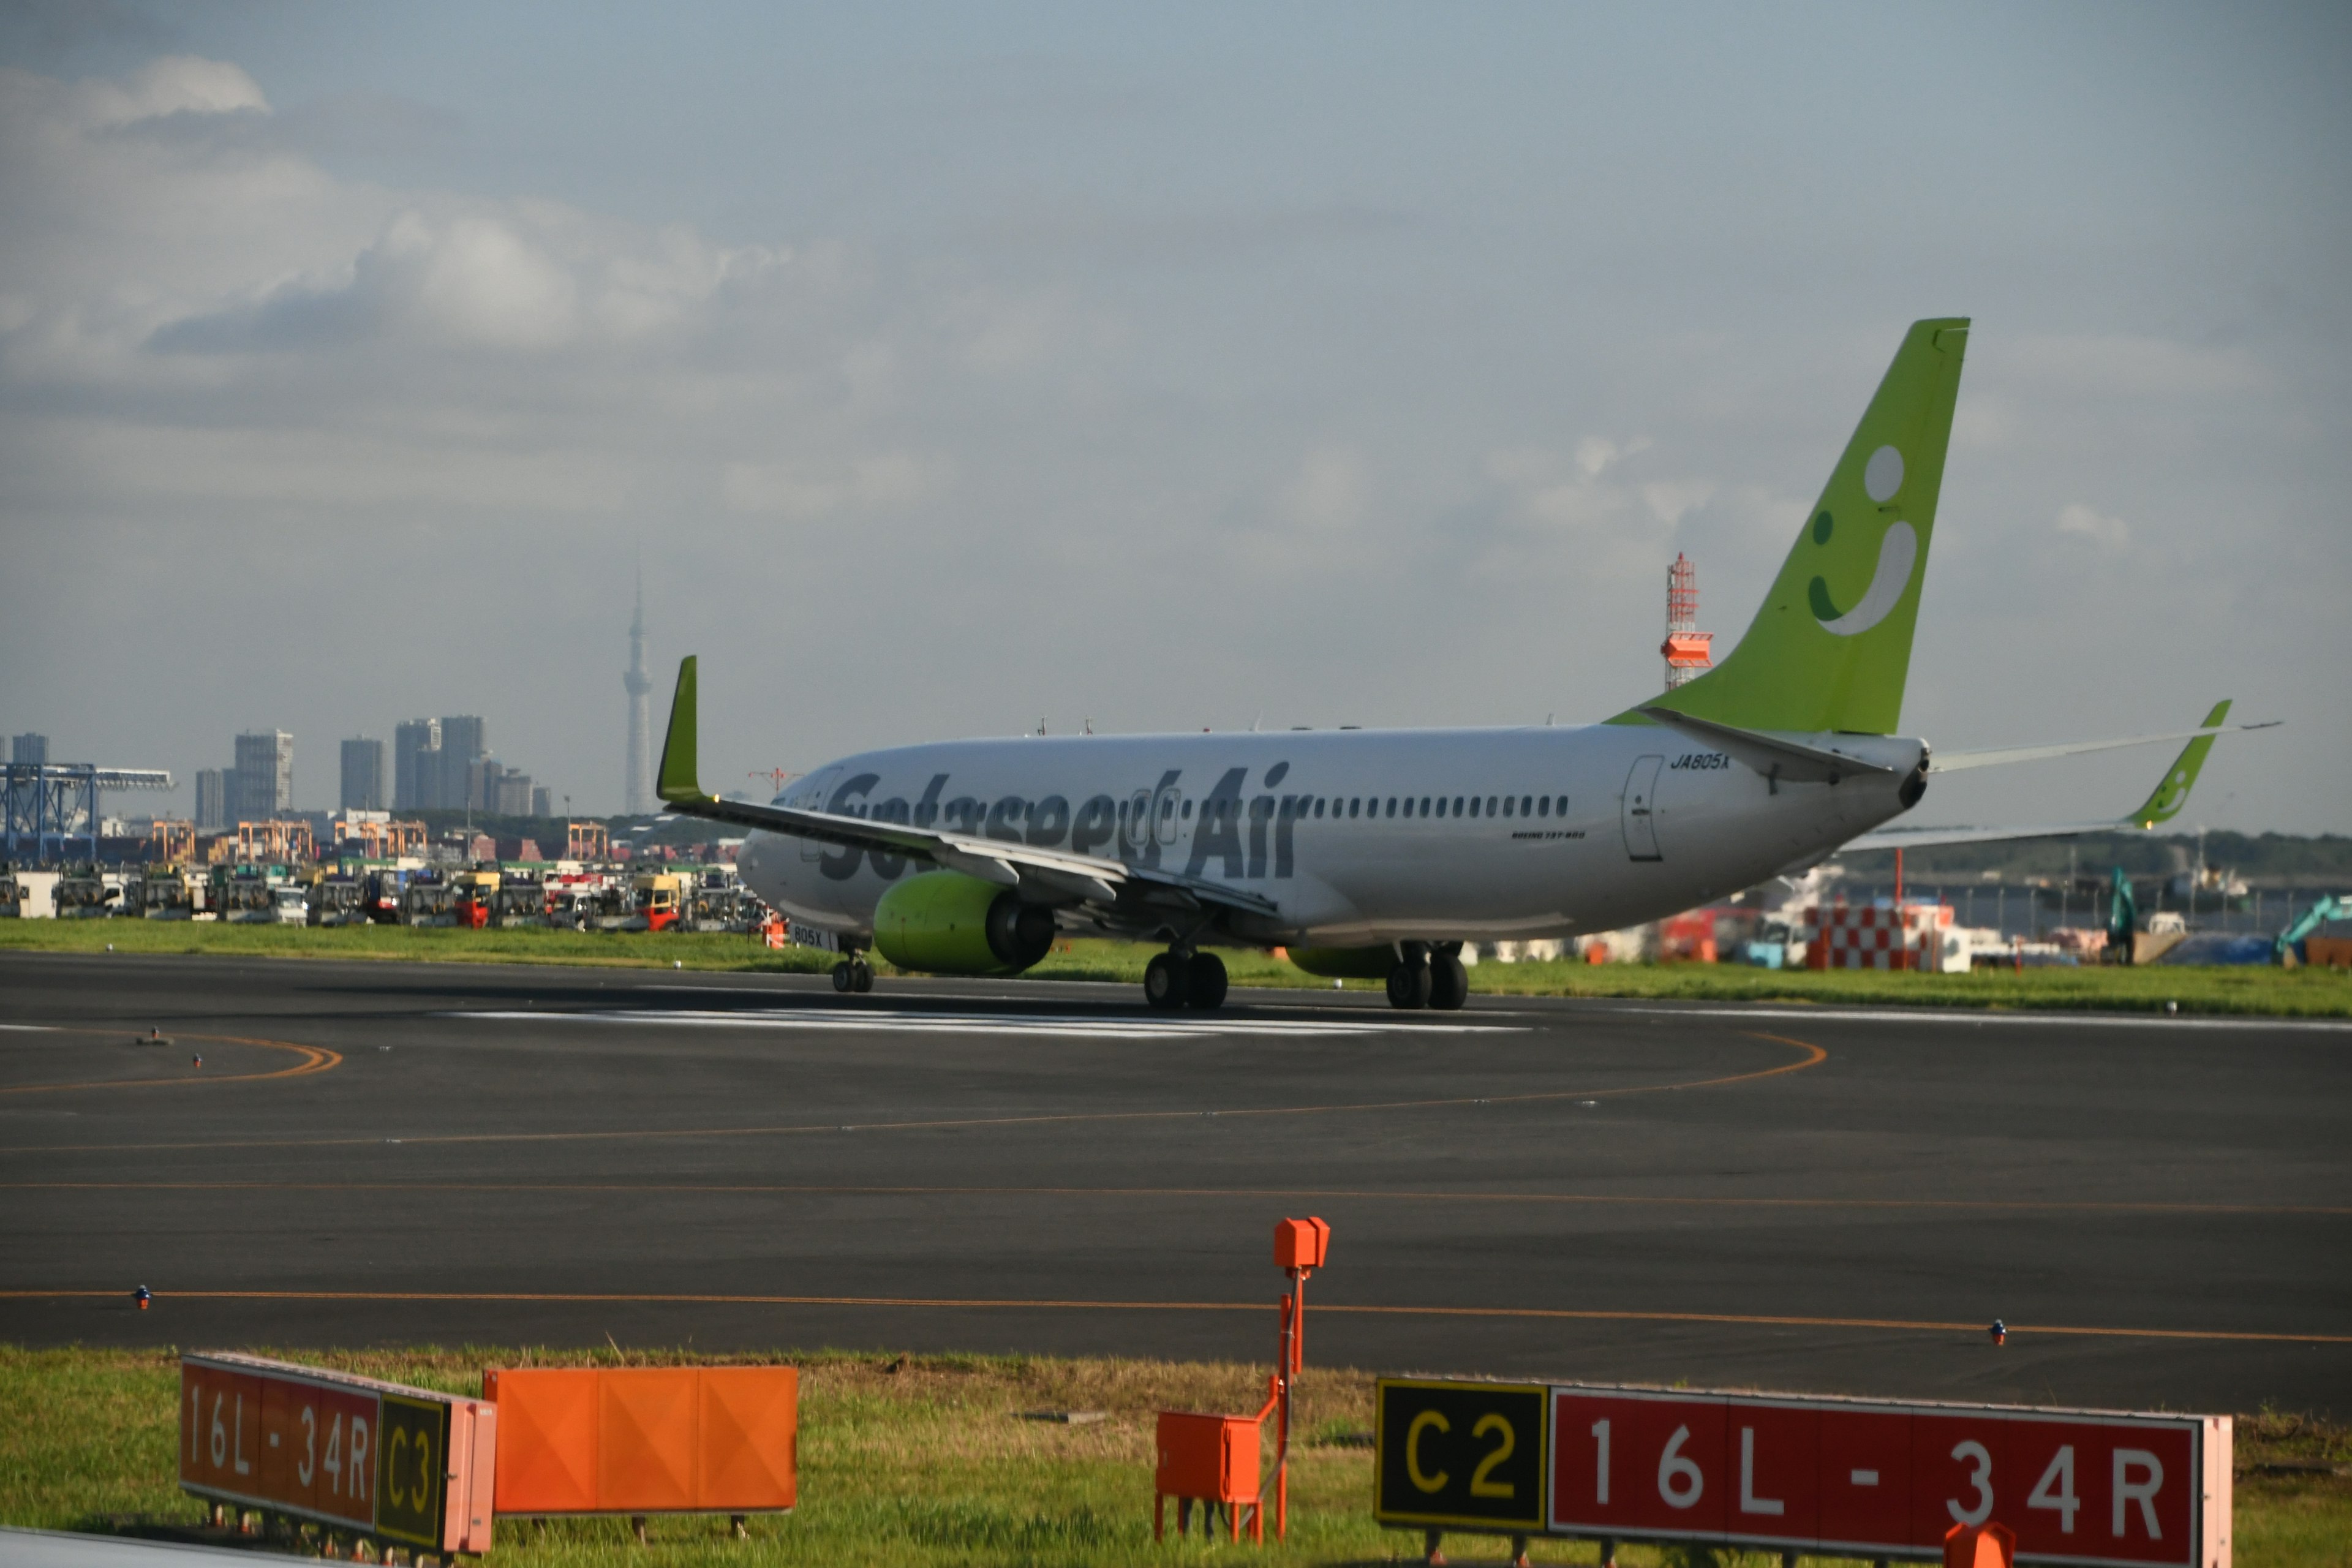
[873,871,1057,975]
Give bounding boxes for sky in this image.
[2,2,2346,834]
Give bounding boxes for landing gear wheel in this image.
[1186,952,1228,1009]
[1386,958,1432,1010]
[851,960,875,993]
[1144,951,1192,1010]
[1427,951,1468,1011]
[831,961,854,993]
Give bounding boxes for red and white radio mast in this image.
[1661,552,1712,689]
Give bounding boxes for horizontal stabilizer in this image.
[1931,719,2278,774]
[1842,698,2273,853]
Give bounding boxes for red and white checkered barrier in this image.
[1803,902,1947,970]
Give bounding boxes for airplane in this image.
[651,317,2273,1009]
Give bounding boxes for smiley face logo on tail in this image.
[1807,445,1916,638]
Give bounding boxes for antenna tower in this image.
[1661,552,1713,690]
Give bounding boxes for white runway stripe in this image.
[448,1008,1520,1040]
[1596,1005,2352,1033]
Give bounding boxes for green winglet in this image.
[2128,699,2230,828]
[656,655,706,805]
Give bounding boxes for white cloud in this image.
[1279,446,1368,532]
[2055,502,2130,549]
[2005,334,2262,399]
[722,453,948,520]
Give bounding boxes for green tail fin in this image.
[656,655,706,805]
[1620,317,1969,734]
[2127,699,2230,828]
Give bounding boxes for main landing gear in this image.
[831,956,874,993]
[1385,943,1467,1011]
[1144,948,1227,1011]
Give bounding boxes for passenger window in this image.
[1537,796,1550,817]
[1501,796,1513,817]
[1452,796,1464,815]
[1468,797,1479,817]
[1487,796,1498,815]
[1183,801,1193,820]
[1521,794,1532,815]
[1556,795,1569,813]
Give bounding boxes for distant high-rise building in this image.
[394,718,441,810]
[492,766,535,816]
[232,731,293,823]
[623,570,654,815]
[530,785,552,818]
[439,715,488,812]
[340,737,387,811]
[11,733,48,766]
[195,769,227,832]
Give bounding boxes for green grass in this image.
[4,921,2346,1016]
[4,1347,2345,1566]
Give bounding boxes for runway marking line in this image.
[0,1030,1823,1155]
[12,1180,2342,1218]
[2,1287,2343,1346]
[0,1028,341,1096]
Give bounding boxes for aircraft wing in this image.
[651,658,1278,919]
[1842,698,2268,853]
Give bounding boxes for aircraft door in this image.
[1152,782,1183,849]
[794,767,843,861]
[1121,790,1152,856]
[1621,755,1664,861]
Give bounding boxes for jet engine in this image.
[872,871,1057,974]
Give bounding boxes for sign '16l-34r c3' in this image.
[179,1351,497,1556]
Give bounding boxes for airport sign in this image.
[1376,1376,2230,1566]
[179,1352,497,1555]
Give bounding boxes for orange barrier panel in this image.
[698,1366,798,1510]
[484,1366,797,1518]
[484,1369,596,1514]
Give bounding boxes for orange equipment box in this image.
[1273,1216,1329,1272]
[1155,1408,1266,1543]
[179,1351,496,1556]
[483,1366,797,1517]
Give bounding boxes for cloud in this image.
[2005,334,2263,399]
[1279,446,1368,532]
[2055,502,2129,549]
[722,453,948,521]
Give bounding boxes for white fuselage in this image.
[736,723,1926,948]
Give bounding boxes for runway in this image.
[2,950,2346,1417]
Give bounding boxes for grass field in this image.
[2,1347,2345,1566]
[4,919,2347,1017]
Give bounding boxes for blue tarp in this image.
[2155,932,2276,966]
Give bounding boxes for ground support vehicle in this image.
[270,884,311,925]
[489,879,551,927]
[451,869,500,930]
[121,864,200,919]
[0,866,59,918]
[211,866,290,924]
[309,875,369,925]
[400,877,456,927]
[52,864,122,919]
